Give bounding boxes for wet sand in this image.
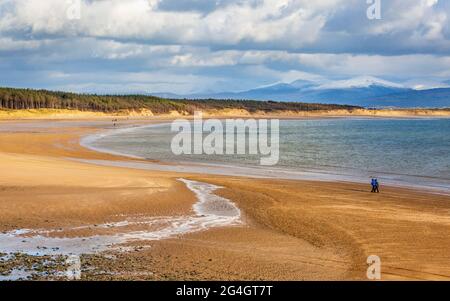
[0,119,449,280]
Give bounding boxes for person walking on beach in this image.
[371,178,377,193]
[371,178,380,193]
[374,178,380,193]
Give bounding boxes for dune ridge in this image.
[1,107,449,120]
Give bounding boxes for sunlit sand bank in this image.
[1,107,450,120]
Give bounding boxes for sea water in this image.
[83,118,450,193]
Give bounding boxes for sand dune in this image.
[1,108,449,120]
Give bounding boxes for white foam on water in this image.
[0,268,33,281]
[0,179,241,257]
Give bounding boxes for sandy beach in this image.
[1,118,450,280]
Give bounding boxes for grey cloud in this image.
[1,0,450,94]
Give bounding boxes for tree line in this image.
[0,87,361,114]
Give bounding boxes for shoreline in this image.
[0,118,449,280]
[79,120,450,195]
[0,178,241,258]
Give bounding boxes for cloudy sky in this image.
[0,0,449,94]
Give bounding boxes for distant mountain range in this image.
[154,76,450,108]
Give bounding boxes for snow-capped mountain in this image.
[154,76,450,108]
[314,76,405,90]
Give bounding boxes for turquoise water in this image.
[86,118,450,191]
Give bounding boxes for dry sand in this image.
[0,119,449,280]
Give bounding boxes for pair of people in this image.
[371,178,380,193]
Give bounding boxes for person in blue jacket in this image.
[371,178,377,193]
[374,178,380,193]
[371,178,380,193]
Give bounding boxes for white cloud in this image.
[0,0,342,47]
[367,0,447,41]
[163,48,450,80]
